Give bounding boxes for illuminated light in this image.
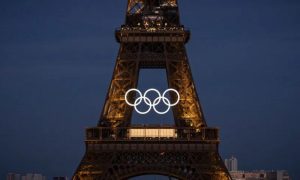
[124,88,180,115]
[129,128,177,138]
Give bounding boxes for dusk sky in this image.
[0,0,299,179]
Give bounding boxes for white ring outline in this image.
[124,88,180,115]
[162,88,180,106]
[144,88,161,106]
[134,96,152,114]
[124,88,142,106]
[153,96,171,114]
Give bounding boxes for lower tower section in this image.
[73,127,231,180]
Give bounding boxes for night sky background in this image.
[1,0,300,179]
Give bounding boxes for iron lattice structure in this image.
[73,0,231,179]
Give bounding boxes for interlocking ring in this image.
[125,88,180,115]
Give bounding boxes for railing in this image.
[114,27,190,43]
[116,26,189,33]
[85,126,219,142]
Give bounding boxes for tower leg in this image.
[100,43,140,127]
[165,43,206,128]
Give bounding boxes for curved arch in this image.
[119,171,185,180]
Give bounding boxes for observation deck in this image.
[85,126,220,152]
[115,26,190,43]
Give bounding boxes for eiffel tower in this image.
[73,0,231,179]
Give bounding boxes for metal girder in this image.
[99,44,140,127]
[165,42,207,128]
[127,0,144,15]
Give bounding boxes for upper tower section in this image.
[116,0,189,43]
[126,0,180,29]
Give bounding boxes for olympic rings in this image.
[124,88,180,115]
